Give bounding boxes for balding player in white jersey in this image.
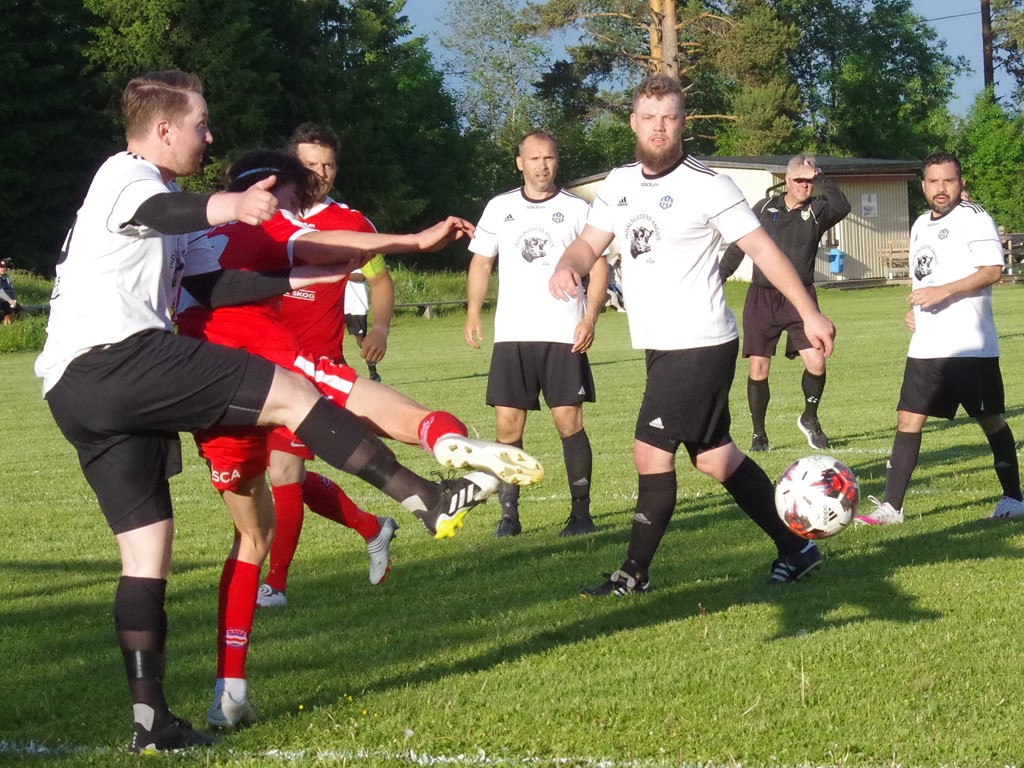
[466,128,607,538]
[549,74,836,596]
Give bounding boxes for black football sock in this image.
[625,471,676,572]
[562,428,593,519]
[294,399,438,511]
[748,377,770,436]
[886,430,922,510]
[498,439,523,519]
[986,423,1022,500]
[722,456,805,555]
[115,576,171,727]
[801,370,826,420]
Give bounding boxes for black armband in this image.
[132,192,212,234]
[181,269,293,308]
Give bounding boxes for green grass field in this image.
[2,283,1023,767]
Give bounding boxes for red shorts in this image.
[194,425,271,491]
[266,426,315,460]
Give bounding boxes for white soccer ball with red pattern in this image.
[775,455,859,539]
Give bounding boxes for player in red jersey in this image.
[177,148,545,730]
[259,124,398,607]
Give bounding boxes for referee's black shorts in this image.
[742,283,818,359]
[46,329,276,534]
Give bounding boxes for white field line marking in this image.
[0,740,943,768]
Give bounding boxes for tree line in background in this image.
[4,0,1024,275]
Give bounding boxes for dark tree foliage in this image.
[770,0,959,158]
[0,1,112,273]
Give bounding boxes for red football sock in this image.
[217,558,260,680]
[417,411,468,452]
[264,483,304,593]
[302,472,380,541]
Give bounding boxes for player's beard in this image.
[635,142,683,174]
[928,196,957,216]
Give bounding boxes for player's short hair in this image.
[922,151,961,178]
[122,71,204,141]
[289,122,340,153]
[226,149,319,212]
[517,128,558,157]
[632,74,685,111]
[787,153,817,176]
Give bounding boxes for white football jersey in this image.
[907,201,1004,359]
[36,152,188,394]
[588,156,759,350]
[469,187,591,343]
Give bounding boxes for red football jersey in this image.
[178,211,310,366]
[277,198,377,360]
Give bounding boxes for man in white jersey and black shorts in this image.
[549,74,836,595]
[466,129,608,538]
[855,151,1024,525]
[35,70,542,753]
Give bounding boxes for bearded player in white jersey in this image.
[855,151,1024,525]
[549,74,836,596]
[466,129,608,538]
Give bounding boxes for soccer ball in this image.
[775,455,859,539]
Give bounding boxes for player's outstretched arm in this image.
[208,176,279,227]
[295,217,476,266]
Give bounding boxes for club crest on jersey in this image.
[516,227,553,264]
[801,209,811,221]
[938,228,949,240]
[626,215,660,260]
[552,212,564,223]
[659,195,673,210]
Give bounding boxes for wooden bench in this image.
[393,299,468,319]
[878,239,910,279]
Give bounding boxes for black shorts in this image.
[634,339,737,453]
[742,283,818,359]
[898,357,1005,420]
[45,330,276,534]
[344,313,368,337]
[486,341,596,411]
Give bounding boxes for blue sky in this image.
[403,0,1011,116]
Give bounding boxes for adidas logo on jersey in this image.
[578,386,586,395]
[617,197,628,206]
[648,417,665,429]
[503,213,515,222]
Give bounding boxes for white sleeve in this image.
[967,211,1005,268]
[706,174,761,243]
[467,199,500,258]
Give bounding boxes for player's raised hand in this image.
[416,217,476,251]
[234,176,278,225]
